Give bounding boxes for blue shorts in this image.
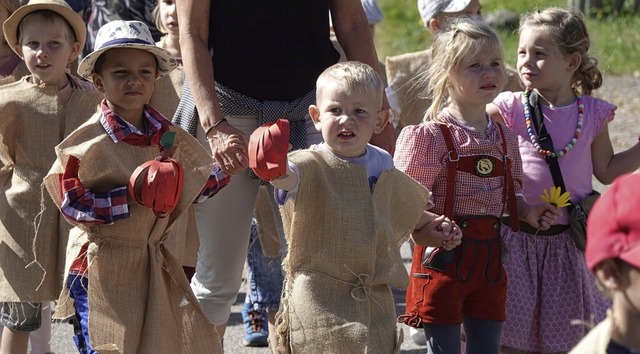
[0,301,42,332]
[246,219,284,311]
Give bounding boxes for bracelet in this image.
[204,118,227,139]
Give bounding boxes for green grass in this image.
[376,0,640,75]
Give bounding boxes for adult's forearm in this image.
[176,0,224,132]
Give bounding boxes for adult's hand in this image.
[207,120,249,175]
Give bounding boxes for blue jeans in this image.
[67,273,97,354]
[0,302,42,331]
[246,219,283,311]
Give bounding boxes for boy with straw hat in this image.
[0,1,100,353]
[44,20,230,353]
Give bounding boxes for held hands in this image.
[412,214,463,250]
[207,120,249,175]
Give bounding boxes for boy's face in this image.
[310,82,384,158]
[92,48,158,123]
[15,18,81,88]
[448,44,506,108]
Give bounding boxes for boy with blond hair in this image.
[44,20,230,353]
[251,61,462,353]
[0,1,101,353]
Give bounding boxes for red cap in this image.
[248,119,290,182]
[585,173,640,270]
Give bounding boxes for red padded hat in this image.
[585,173,640,271]
[248,119,290,182]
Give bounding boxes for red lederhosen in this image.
[399,123,520,326]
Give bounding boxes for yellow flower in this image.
[540,186,571,208]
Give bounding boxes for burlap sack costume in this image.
[276,148,430,353]
[385,49,523,130]
[0,77,100,303]
[147,67,200,268]
[44,113,221,354]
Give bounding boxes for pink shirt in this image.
[493,91,615,224]
[394,111,524,218]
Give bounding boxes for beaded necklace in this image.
[523,88,583,158]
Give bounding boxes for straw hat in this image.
[3,0,87,54]
[77,20,177,81]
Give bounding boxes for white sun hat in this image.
[77,20,177,81]
[417,0,472,27]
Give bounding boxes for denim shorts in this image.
[0,301,42,331]
[246,219,284,311]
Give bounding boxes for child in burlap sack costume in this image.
[44,20,230,353]
[265,61,462,353]
[0,1,100,353]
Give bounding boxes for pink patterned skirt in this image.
[499,226,610,354]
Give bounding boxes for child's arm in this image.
[194,163,231,203]
[517,196,560,230]
[59,156,130,225]
[486,103,506,125]
[270,163,299,192]
[411,211,463,250]
[591,123,640,185]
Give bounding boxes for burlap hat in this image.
[78,20,177,81]
[3,0,87,55]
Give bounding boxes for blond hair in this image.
[519,7,602,95]
[423,16,505,122]
[18,10,78,44]
[316,61,384,107]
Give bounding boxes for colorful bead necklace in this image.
[523,88,583,158]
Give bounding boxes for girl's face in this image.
[16,18,81,88]
[516,26,575,91]
[447,43,506,109]
[159,0,178,36]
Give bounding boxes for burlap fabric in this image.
[385,49,523,130]
[149,67,184,120]
[147,68,200,267]
[44,114,221,354]
[276,148,430,353]
[0,77,100,303]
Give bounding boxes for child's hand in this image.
[440,222,463,251]
[412,215,461,248]
[523,203,561,230]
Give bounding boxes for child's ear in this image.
[13,44,24,60]
[373,109,390,134]
[566,52,582,73]
[309,105,322,132]
[92,73,105,93]
[67,42,82,65]
[595,259,622,290]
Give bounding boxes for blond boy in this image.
[0,1,100,353]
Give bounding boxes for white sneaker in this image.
[410,326,426,346]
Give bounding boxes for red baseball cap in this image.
[585,173,640,271]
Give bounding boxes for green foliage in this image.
[376,0,640,75]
